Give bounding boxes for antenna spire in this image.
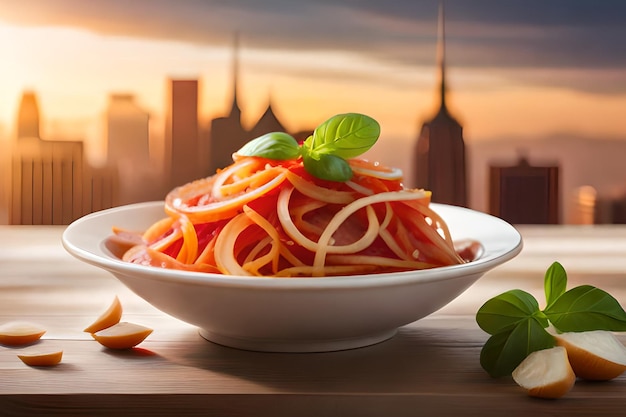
[436,0,447,112]
[230,32,241,119]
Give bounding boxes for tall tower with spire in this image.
[208,33,291,173]
[208,34,249,173]
[228,32,242,123]
[413,1,467,207]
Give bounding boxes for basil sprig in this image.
[237,132,301,161]
[476,261,626,377]
[236,113,380,182]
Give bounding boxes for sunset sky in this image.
[1,0,625,160]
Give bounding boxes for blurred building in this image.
[16,91,40,139]
[11,137,86,225]
[107,94,150,167]
[106,93,161,204]
[570,185,597,225]
[489,155,560,224]
[248,99,286,140]
[413,2,467,207]
[0,125,10,224]
[165,79,200,190]
[208,35,291,174]
[209,41,246,174]
[594,191,626,224]
[8,91,117,225]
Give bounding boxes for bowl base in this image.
[198,328,398,353]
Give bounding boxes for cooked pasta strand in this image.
[117,156,467,277]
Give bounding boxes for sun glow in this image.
[1,19,624,155]
[1,20,432,139]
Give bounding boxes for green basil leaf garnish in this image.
[235,113,380,182]
[302,152,353,182]
[545,285,626,332]
[544,261,567,309]
[476,261,626,377]
[236,132,301,160]
[476,289,544,335]
[308,113,380,159]
[480,319,555,378]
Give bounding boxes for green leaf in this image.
[237,113,381,182]
[476,289,546,335]
[308,113,380,159]
[477,261,626,378]
[544,285,626,332]
[480,318,555,378]
[302,152,353,182]
[544,261,567,308]
[236,132,301,160]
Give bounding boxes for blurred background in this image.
[1,0,625,225]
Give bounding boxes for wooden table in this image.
[1,225,626,416]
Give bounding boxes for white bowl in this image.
[62,201,522,352]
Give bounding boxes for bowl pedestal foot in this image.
[198,328,398,353]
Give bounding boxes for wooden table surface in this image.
[1,225,626,416]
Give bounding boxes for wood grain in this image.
[1,225,626,416]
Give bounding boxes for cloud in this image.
[2,0,625,92]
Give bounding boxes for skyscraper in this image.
[413,2,467,207]
[209,35,290,174]
[16,91,40,139]
[489,156,560,224]
[209,34,248,173]
[106,93,155,204]
[106,94,150,167]
[165,79,200,189]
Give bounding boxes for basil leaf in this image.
[476,289,545,335]
[302,152,353,182]
[544,261,567,308]
[309,113,380,159]
[237,132,301,160]
[544,285,626,332]
[480,319,555,378]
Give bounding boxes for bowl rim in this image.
[62,201,523,290]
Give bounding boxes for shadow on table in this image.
[167,323,491,393]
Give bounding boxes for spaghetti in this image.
[110,155,468,277]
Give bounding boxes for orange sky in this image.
[1,1,626,226]
[1,2,625,165]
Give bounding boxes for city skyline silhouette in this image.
[6,75,626,226]
[0,36,318,225]
[0,2,626,222]
[414,2,467,208]
[2,2,624,145]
